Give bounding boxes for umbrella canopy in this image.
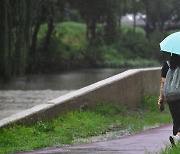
[160,31,180,55]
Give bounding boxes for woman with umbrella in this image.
[158,32,180,145]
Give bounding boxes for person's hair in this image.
[170,54,180,69]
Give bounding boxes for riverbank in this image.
[0,68,124,120]
[28,22,161,74]
[0,95,171,153]
[1,21,164,81]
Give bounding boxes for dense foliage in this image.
[0,0,180,80]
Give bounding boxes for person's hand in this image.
[158,97,164,111]
[158,97,163,107]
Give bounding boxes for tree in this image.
[28,0,57,73]
[169,0,180,29]
[80,0,104,43]
[28,0,45,72]
[126,0,143,33]
[142,0,174,37]
[0,0,32,80]
[104,0,119,44]
[69,0,124,44]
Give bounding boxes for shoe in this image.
[169,135,180,146]
[169,136,175,146]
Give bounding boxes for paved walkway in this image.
[18,124,173,154]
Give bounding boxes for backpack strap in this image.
[166,61,170,68]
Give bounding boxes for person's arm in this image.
[158,77,165,108]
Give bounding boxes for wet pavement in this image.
[17,124,173,154]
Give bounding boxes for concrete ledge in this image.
[0,104,54,128]
[0,67,161,129]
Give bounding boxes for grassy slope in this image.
[0,95,171,153]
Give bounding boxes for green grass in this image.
[121,25,146,36]
[161,138,180,153]
[55,21,87,49]
[162,144,180,154]
[97,42,160,68]
[34,21,88,71]
[0,95,171,153]
[38,21,87,50]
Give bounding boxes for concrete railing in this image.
[0,67,161,129]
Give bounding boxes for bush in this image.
[34,22,88,72]
[121,30,149,58]
[147,31,169,62]
[28,21,165,74]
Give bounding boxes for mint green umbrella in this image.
[160,31,180,55]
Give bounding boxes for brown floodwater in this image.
[0,68,126,120]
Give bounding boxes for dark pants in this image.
[168,100,180,135]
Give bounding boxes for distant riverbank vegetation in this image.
[1,0,180,80]
[34,22,160,73]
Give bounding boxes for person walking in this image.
[158,53,180,145]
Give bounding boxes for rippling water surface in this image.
[0,68,125,120]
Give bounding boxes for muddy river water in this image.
[0,68,125,120]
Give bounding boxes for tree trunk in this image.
[0,0,12,80]
[86,22,90,39]
[43,16,54,52]
[142,0,150,38]
[118,16,121,27]
[28,1,46,73]
[133,13,136,33]
[85,19,97,44]
[89,19,97,44]
[30,22,41,56]
[0,0,6,77]
[104,12,117,44]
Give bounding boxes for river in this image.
[0,68,126,120]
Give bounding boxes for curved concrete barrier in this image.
[0,67,161,129]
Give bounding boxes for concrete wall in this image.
[0,67,161,129]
